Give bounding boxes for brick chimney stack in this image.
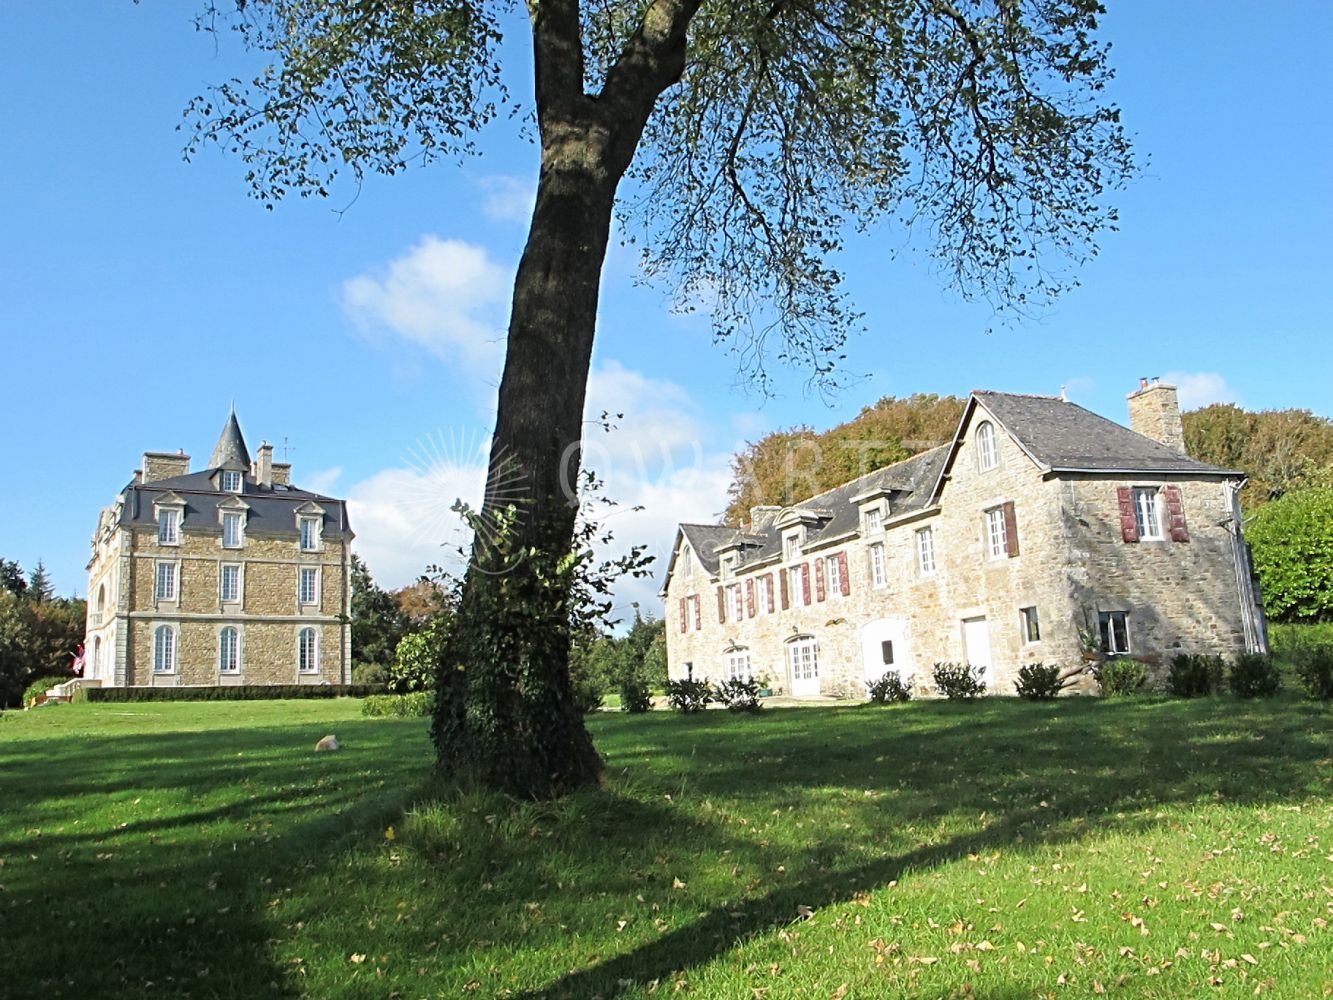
[1126,377,1186,455]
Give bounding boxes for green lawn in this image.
[0,696,1329,999]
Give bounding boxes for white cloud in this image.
[1161,371,1240,410]
[341,235,510,373]
[302,466,343,496]
[479,175,536,224]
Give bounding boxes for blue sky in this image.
[2,2,1330,619]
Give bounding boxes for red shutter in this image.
[837,551,851,595]
[692,595,701,631]
[1003,500,1019,558]
[1117,487,1140,543]
[780,570,790,610]
[746,579,755,617]
[801,562,812,605]
[766,574,775,612]
[814,558,826,601]
[717,586,726,623]
[1164,486,1189,542]
[679,597,687,633]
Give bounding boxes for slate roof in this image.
[971,392,1239,475]
[209,411,252,471]
[121,471,353,540]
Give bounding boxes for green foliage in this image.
[715,677,762,713]
[617,676,652,714]
[390,618,451,694]
[1293,645,1333,700]
[931,662,986,700]
[26,560,54,603]
[866,671,912,704]
[349,554,411,669]
[1183,404,1333,509]
[1013,663,1067,701]
[1094,658,1149,697]
[1166,654,1225,698]
[362,691,434,718]
[0,562,87,709]
[1246,484,1333,623]
[22,675,66,708]
[665,678,713,713]
[84,684,383,703]
[351,662,388,687]
[1228,653,1281,699]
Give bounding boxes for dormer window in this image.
[864,508,882,533]
[784,534,801,562]
[157,508,180,545]
[299,516,321,552]
[222,511,245,548]
[720,553,736,579]
[221,471,243,493]
[976,421,999,472]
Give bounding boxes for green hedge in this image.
[83,684,386,703]
[361,691,434,717]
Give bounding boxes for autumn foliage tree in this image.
[1183,404,1333,510]
[185,0,1133,796]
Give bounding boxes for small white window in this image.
[220,564,241,603]
[219,626,241,673]
[299,567,319,605]
[784,534,800,562]
[155,562,177,602]
[681,547,693,576]
[984,508,1008,560]
[725,650,751,681]
[916,527,936,575]
[825,554,842,597]
[869,542,887,588]
[1099,611,1130,654]
[728,583,743,621]
[976,421,999,472]
[222,511,244,549]
[1021,606,1041,644]
[298,627,320,673]
[157,509,180,545]
[865,508,882,533]
[789,565,805,606]
[758,578,773,615]
[1133,488,1164,540]
[153,625,176,673]
[299,516,321,552]
[221,470,243,493]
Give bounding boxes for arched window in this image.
[95,584,106,624]
[219,627,240,674]
[298,628,320,674]
[975,421,999,472]
[724,646,751,680]
[93,636,102,679]
[153,625,176,674]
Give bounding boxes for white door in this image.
[961,617,992,686]
[787,638,821,698]
[860,618,914,689]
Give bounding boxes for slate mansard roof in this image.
[121,471,353,540]
[669,390,1240,588]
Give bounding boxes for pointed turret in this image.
[209,409,252,471]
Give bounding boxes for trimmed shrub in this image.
[362,691,433,717]
[1014,663,1066,701]
[1167,653,1225,698]
[665,678,713,713]
[931,662,986,700]
[84,684,385,703]
[1294,645,1333,700]
[716,677,762,713]
[351,662,388,687]
[22,676,67,708]
[1094,657,1149,697]
[618,676,653,714]
[1228,653,1281,698]
[866,672,912,704]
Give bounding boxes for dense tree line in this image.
[0,559,86,709]
[1182,404,1333,510]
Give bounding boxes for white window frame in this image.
[219,626,241,674]
[789,564,806,606]
[984,507,1008,560]
[916,527,936,575]
[152,624,177,674]
[725,649,751,681]
[787,637,819,682]
[221,470,243,493]
[864,507,882,533]
[299,516,322,552]
[1133,487,1165,540]
[727,583,743,621]
[155,561,178,602]
[298,566,320,606]
[757,578,773,615]
[298,627,320,674]
[825,554,842,597]
[220,563,242,604]
[869,542,887,588]
[1020,606,1041,645]
[1099,611,1130,654]
[157,508,180,546]
[221,511,245,549]
[680,547,693,576]
[784,533,801,562]
[976,421,999,472]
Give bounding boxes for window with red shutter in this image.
[1164,486,1189,542]
[679,597,687,633]
[692,595,701,631]
[717,586,726,622]
[1117,487,1140,543]
[801,562,812,605]
[814,558,826,601]
[766,573,776,612]
[746,578,755,617]
[1002,500,1020,557]
[837,551,851,595]
[780,570,790,609]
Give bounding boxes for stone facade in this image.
[663,386,1266,698]
[84,414,354,687]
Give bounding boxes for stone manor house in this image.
[83,413,354,687]
[662,381,1267,697]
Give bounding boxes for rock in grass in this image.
[314,734,340,752]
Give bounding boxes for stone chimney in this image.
[253,442,274,488]
[1127,377,1186,454]
[142,450,190,483]
[749,505,782,531]
[271,462,292,486]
